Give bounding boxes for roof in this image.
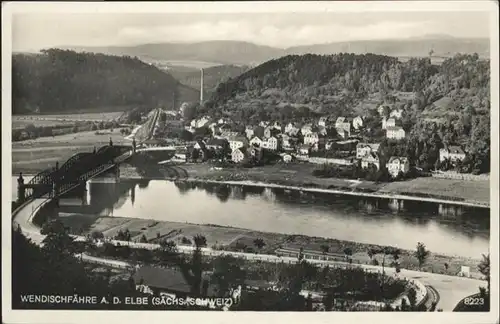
[229,136,249,143]
[362,152,380,161]
[206,138,228,146]
[387,156,409,164]
[299,144,311,149]
[385,117,396,123]
[250,136,263,141]
[442,146,465,155]
[336,139,359,145]
[233,147,248,154]
[357,143,380,151]
[386,126,404,132]
[132,266,191,294]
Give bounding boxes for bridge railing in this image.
[18,144,131,202]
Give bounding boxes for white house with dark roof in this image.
[386,156,410,177]
[262,136,280,150]
[250,136,264,147]
[229,136,249,151]
[386,126,406,140]
[439,146,466,162]
[232,147,248,163]
[304,132,323,145]
[361,152,381,170]
[356,143,381,159]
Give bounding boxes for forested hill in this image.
[12,49,199,114]
[206,53,490,123]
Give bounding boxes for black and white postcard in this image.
[2,1,498,324]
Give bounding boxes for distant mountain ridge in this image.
[60,37,489,66]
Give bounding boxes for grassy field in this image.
[65,215,483,279]
[12,112,125,129]
[11,129,131,174]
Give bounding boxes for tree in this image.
[320,244,329,256]
[477,254,490,294]
[343,247,353,263]
[414,242,429,270]
[140,234,148,243]
[193,235,207,248]
[90,230,104,242]
[407,287,417,310]
[211,255,246,297]
[367,247,377,262]
[253,238,266,252]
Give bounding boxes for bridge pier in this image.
[17,173,25,204]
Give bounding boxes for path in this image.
[12,197,486,311]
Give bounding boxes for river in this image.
[12,177,490,258]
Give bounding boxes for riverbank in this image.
[60,214,484,279]
[118,163,490,207]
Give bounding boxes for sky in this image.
[11,9,491,52]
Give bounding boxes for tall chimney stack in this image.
[200,68,204,104]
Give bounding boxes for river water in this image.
[12,177,490,258]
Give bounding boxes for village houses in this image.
[439,146,466,162]
[386,126,406,140]
[245,125,254,139]
[390,109,403,119]
[298,144,311,156]
[352,116,364,130]
[249,146,264,161]
[191,116,211,129]
[377,104,390,116]
[304,132,324,146]
[262,136,280,151]
[356,143,381,159]
[271,121,282,131]
[285,122,301,135]
[382,117,396,130]
[264,126,281,139]
[301,123,314,136]
[250,136,264,147]
[386,156,410,178]
[335,117,352,138]
[282,153,293,163]
[318,116,330,128]
[361,152,381,170]
[206,138,228,151]
[231,147,248,163]
[228,136,249,151]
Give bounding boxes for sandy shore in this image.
[60,214,483,279]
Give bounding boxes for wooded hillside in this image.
[201,53,490,173]
[12,49,199,114]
